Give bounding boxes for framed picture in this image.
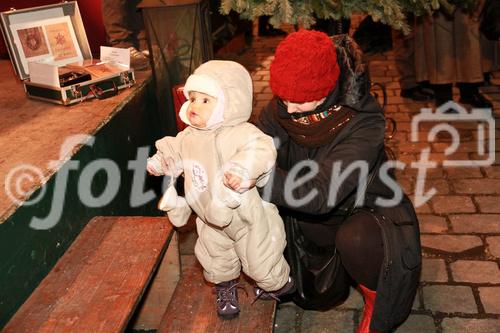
[10,15,83,75]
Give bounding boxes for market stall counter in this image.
[0,60,165,328]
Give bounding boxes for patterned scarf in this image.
[273,99,356,148]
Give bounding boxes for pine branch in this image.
[218,0,481,32]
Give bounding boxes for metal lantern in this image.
[138,0,213,134]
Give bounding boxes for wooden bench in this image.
[157,255,276,333]
[2,216,180,333]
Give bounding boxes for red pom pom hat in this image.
[270,29,340,103]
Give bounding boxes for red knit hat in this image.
[270,29,340,103]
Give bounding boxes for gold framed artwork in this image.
[10,16,83,75]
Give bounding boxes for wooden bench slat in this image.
[3,216,173,333]
[71,218,174,332]
[158,255,276,333]
[2,217,115,332]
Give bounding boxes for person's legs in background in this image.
[414,10,494,108]
[392,15,434,102]
[432,83,453,107]
[102,0,149,70]
[458,82,493,108]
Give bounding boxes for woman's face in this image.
[187,91,217,127]
[283,98,326,114]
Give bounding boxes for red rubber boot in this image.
[356,284,378,333]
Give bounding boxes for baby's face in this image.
[187,91,217,128]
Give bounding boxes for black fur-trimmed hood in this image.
[332,34,381,113]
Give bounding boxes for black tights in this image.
[297,210,384,291]
[335,210,384,290]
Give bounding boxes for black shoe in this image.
[215,279,240,319]
[254,276,296,302]
[400,86,434,101]
[459,93,493,108]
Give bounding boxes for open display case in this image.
[0,1,135,105]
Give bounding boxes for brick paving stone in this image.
[397,154,418,165]
[421,258,448,282]
[450,260,500,284]
[274,303,301,333]
[254,93,273,101]
[253,81,269,88]
[426,179,450,195]
[431,195,476,214]
[300,309,354,333]
[385,104,399,113]
[253,70,268,76]
[397,142,433,153]
[454,179,500,194]
[432,142,485,153]
[470,151,500,166]
[400,103,428,113]
[418,215,448,233]
[472,128,500,141]
[428,152,471,164]
[423,285,477,313]
[337,288,363,309]
[398,166,445,179]
[486,236,500,258]
[445,167,484,178]
[414,202,432,214]
[394,314,437,333]
[371,76,393,84]
[395,121,412,132]
[421,235,482,253]
[391,131,408,142]
[475,196,500,213]
[398,178,414,195]
[385,89,396,97]
[386,69,400,77]
[479,287,500,314]
[370,68,387,76]
[483,166,500,178]
[252,85,265,93]
[384,83,402,91]
[412,288,422,310]
[441,318,500,333]
[449,214,500,233]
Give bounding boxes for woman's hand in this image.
[224,171,256,193]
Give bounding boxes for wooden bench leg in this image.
[131,231,180,330]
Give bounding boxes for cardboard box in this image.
[0,1,135,105]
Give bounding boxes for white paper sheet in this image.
[100,46,130,69]
[10,15,83,75]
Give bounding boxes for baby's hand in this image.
[223,170,256,194]
[147,155,176,177]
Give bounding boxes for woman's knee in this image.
[335,211,383,254]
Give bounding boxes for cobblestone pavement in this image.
[227,30,500,333]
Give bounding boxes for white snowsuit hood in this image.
[179,60,253,129]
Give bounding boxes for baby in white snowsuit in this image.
[147,60,293,319]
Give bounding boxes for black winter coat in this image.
[256,35,421,332]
